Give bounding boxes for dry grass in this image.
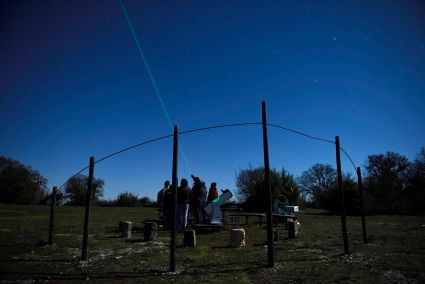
[0,205,424,283]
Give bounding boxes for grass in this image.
[0,204,424,283]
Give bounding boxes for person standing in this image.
[207,182,219,205]
[163,182,173,228]
[191,175,207,224]
[177,178,191,229]
[157,180,170,221]
[200,181,208,219]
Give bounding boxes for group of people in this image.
[157,175,219,229]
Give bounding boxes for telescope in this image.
[204,189,233,224]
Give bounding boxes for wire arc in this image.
[56,121,357,190]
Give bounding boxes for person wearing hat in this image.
[207,182,219,205]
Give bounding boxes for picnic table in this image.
[221,206,242,227]
[229,213,266,225]
[272,214,297,228]
[192,223,223,232]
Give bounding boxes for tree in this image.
[365,151,410,213]
[297,164,337,208]
[320,173,359,214]
[236,165,300,212]
[115,192,140,207]
[0,156,47,204]
[281,168,300,205]
[405,147,425,214]
[297,163,360,214]
[64,174,104,206]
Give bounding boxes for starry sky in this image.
[1,0,424,200]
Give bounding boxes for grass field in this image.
[0,204,424,283]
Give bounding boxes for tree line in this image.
[236,147,425,215]
[61,175,153,207]
[0,157,152,207]
[1,147,424,214]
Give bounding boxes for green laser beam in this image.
[119,0,192,174]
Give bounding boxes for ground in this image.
[0,205,424,283]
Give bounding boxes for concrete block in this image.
[143,222,157,242]
[120,221,132,238]
[230,228,245,248]
[273,227,279,242]
[183,230,196,247]
[288,220,298,239]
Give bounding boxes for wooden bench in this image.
[272,214,297,228]
[192,223,223,233]
[221,207,242,227]
[187,217,211,225]
[229,213,266,225]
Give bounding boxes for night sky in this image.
[1,1,424,200]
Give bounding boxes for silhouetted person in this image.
[200,182,208,219]
[163,182,173,228]
[157,180,170,221]
[177,178,191,229]
[191,175,207,224]
[207,182,219,205]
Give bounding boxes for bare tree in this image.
[64,174,104,206]
[297,163,336,207]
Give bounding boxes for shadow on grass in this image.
[302,211,335,216]
[282,252,345,262]
[125,238,145,243]
[0,243,38,248]
[1,270,166,281]
[0,257,76,263]
[2,259,266,280]
[3,264,262,281]
[180,259,265,274]
[211,245,230,249]
[106,235,126,239]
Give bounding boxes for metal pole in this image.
[357,167,368,244]
[262,101,274,267]
[170,125,178,272]
[48,186,57,245]
[82,156,95,261]
[335,136,349,254]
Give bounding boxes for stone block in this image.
[288,220,298,239]
[143,222,157,242]
[230,228,245,248]
[273,227,279,242]
[119,221,132,238]
[183,230,196,247]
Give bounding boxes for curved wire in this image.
[267,123,357,172]
[180,122,262,135]
[57,166,90,190]
[267,123,335,144]
[56,134,173,190]
[56,121,358,190]
[339,146,358,173]
[96,134,173,164]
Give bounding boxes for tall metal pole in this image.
[357,167,368,244]
[262,101,274,267]
[335,136,349,254]
[48,186,57,246]
[170,125,178,272]
[82,156,95,261]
